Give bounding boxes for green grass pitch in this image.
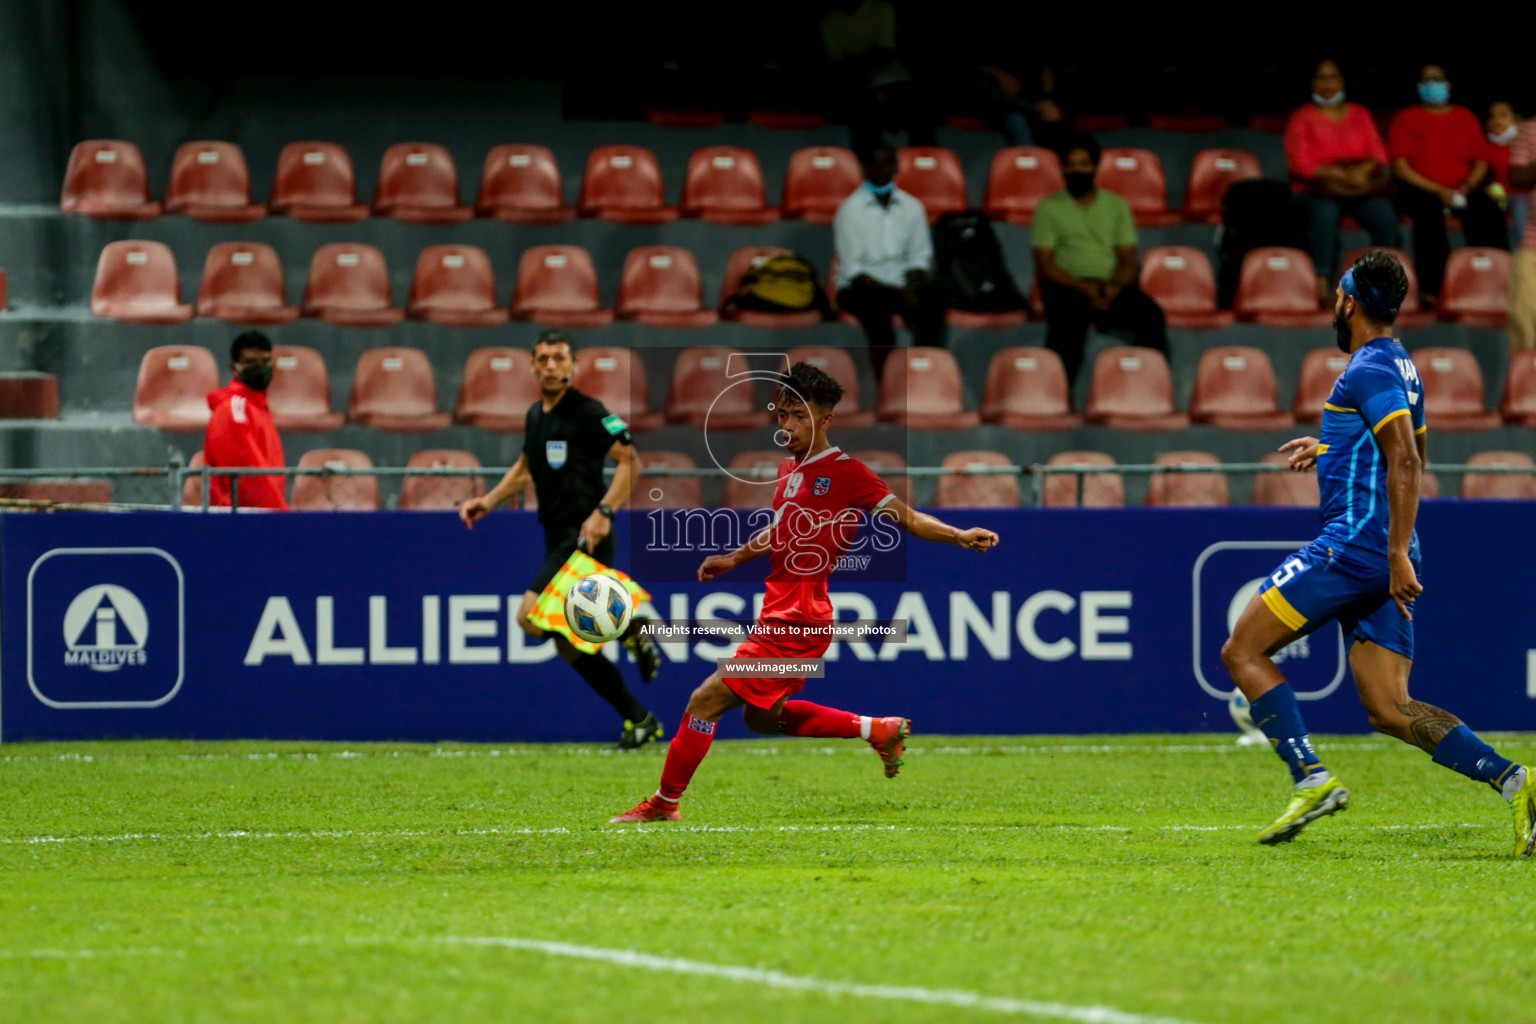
[2,733,1532,1024]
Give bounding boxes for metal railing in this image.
[1,458,1532,511]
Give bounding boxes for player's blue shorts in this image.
[1256,540,1420,660]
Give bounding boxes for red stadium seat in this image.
[876,347,980,429]
[896,147,966,221]
[511,244,613,327]
[406,244,508,327]
[1147,451,1229,507]
[980,347,1083,430]
[1044,451,1124,508]
[0,372,60,420]
[400,450,484,510]
[1500,348,1536,427]
[132,345,218,432]
[1235,247,1331,325]
[578,145,677,223]
[666,346,772,429]
[1420,471,1441,499]
[268,345,344,432]
[1438,248,1511,326]
[292,449,377,511]
[936,450,1019,508]
[719,246,822,328]
[982,147,1064,225]
[782,147,860,224]
[1340,248,1434,328]
[346,347,451,432]
[92,241,193,324]
[476,143,574,222]
[570,347,664,431]
[374,143,472,223]
[1293,348,1352,424]
[723,451,786,509]
[784,346,875,428]
[1189,346,1294,429]
[632,451,703,510]
[682,146,779,225]
[302,243,404,326]
[271,142,369,221]
[0,479,113,504]
[476,144,573,223]
[60,140,160,219]
[1461,451,1536,500]
[615,246,718,327]
[1096,148,1178,226]
[849,450,913,507]
[1252,451,1320,507]
[166,142,265,222]
[1415,347,1501,430]
[1085,347,1189,431]
[1139,246,1235,328]
[1182,149,1261,223]
[454,347,539,432]
[196,242,299,324]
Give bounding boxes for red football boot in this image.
[609,796,682,823]
[867,717,911,778]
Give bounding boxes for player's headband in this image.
[1340,268,1400,318]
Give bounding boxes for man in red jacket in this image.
[204,331,288,510]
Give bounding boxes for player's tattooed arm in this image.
[875,499,998,552]
[698,528,773,582]
[1394,700,1462,753]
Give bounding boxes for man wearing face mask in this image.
[1388,65,1508,305]
[204,331,288,510]
[833,143,946,376]
[1031,133,1166,386]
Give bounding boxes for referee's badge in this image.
[546,440,568,469]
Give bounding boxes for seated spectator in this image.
[820,0,940,152]
[205,331,288,510]
[1509,116,1536,351]
[833,144,947,375]
[1284,59,1400,303]
[1487,100,1527,246]
[1389,64,1508,305]
[962,62,1071,151]
[1031,134,1167,386]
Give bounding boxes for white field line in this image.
[426,935,1205,1024]
[0,821,1494,847]
[0,947,181,959]
[0,741,1410,764]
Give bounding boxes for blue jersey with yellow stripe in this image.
[1314,337,1426,559]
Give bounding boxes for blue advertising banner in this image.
[3,505,1533,742]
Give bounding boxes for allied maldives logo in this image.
[27,548,185,708]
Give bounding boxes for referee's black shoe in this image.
[623,617,662,683]
[619,713,665,750]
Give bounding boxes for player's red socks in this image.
[657,713,717,802]
[778,700,862,739]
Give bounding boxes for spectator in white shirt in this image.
[833,144,947,374]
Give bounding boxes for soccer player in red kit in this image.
[611,361,999,822]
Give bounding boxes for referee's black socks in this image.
[571,652,650,723]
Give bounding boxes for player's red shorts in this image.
[719,620,831,710]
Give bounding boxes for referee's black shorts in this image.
[528,524,617,595]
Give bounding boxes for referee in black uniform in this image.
[460,330,664,748]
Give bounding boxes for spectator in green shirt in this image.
[1032,134,1168,385]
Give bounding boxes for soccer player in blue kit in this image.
[1221,251,1536,855]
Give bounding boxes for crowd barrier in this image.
[2,504,1533,742]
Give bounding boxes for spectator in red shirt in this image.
[1284,59,1400,304]
[204,331,288,510]
[1388,64,1508,304]
[1486,100,1526,247]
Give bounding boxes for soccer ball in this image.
[1228,691,1269,747]
[564,573,633,644]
